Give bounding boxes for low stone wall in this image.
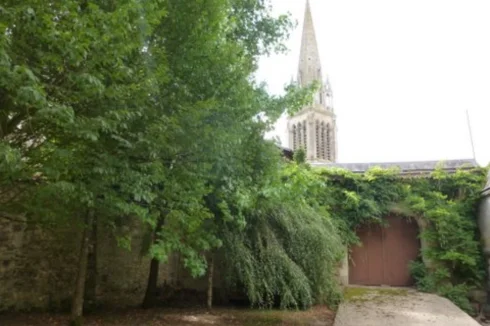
[1,215,341,311]
[94,218,176,307]
[0,217,182,311]
[0,217,80,311]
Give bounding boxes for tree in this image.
[211,155,345,309]
[2,1,166,324]
[137,0,312,308]
[1,0,319,320]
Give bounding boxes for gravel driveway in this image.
[334,287,479,326]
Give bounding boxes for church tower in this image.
[288,0,337,162]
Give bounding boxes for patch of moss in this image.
[231,307,332,326]
[344,287,409,303]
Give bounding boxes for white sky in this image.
[258,0,490,166]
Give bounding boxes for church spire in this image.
[298,0,322,88]
[288,0,338,163]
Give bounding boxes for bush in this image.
[410,261,474,313]
[437,284,472,313]
[221,203,344,309]
[218,164,345,309]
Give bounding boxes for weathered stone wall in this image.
[1,214,344,310]
[0,217,183,311]
[478,172,490,316]
[95,218,177,307]
[0,218,81,311]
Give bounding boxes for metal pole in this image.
[466,109,476,161]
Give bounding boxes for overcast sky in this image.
[258,0,490,166]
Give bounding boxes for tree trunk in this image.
[85,216,98,307]
[142,256,160,309]
[207,254,214,309]
[70,211,94,326]
[142,216,165,309]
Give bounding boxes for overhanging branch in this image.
[0,211,26,223]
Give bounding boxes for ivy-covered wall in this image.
[313,165,488,312]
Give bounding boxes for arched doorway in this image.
[349,216,420,286]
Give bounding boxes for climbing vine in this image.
[313,164,488,311]
[404,168,487,312]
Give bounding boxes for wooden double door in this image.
[349,216,420,286]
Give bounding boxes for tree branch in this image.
[0,211,26,223]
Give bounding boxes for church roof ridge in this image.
[310,158,479,174]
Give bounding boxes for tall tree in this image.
[1,0,316,320]
[2,1,166,324]
[137,0,313,307]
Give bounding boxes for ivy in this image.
[313,165,488,311]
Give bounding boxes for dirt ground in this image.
[0,306,335,326]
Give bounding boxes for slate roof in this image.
[310,159,479,176]
[278,146,294,161]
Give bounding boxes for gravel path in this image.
[334,287,479,326]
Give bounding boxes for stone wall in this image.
[478,173,490,316]
[0,216,184,311]
[0,217,81,311]
[2,214,340,311]
[95,218,177,307]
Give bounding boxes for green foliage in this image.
[1,0,487,316]
[208,154,486,311]
[1,0,324,314]
[400,167,487,311]
[315,166,405,245]
[219,162,344,309]
[293,147,306,164]
[409,261,449,293]
[313,165,487,311]
[0,0,304,247]
[436,283,473,313]
[409,261,473,312]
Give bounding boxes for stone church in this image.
[288,0,476,176]
[287,0,337,163]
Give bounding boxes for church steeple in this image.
[288,0,338,163]
[298,0,322,89]
[296,0,332,111]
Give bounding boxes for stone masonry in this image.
[0,216,184,311]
